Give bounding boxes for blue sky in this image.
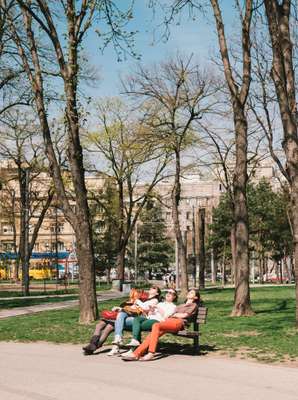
[83,1,236,97]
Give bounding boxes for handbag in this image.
[100,310,118,320]
[122,305,143,316]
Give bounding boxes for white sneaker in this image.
[127,339,140,347]
[120,349,133,357]
[112,335,123,345]
[107,345,120,356]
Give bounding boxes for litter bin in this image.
[122,281,132,294]
[112,279,121,291]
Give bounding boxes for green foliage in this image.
[208,193,233,260]
[129,199,174,277]
[208,179,292,262]
[247,180,292,259]
[89,178,119,275]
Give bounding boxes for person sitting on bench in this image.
[124,288,178,349]
[82,285,160,356]
[122,288,200,362]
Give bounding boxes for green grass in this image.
[0,283,111,298]
[0,289,78,298]
[0,286,297,364]
[0,295,78,309]
[196,285,298,364]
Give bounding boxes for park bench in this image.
[104,305,208,355]
[174,305,208,354]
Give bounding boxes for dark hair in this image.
[187,288,201,306]
[166,288,178,302]
[150,285,161,300]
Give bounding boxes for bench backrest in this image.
[196,306,208,324]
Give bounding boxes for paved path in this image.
[0,342,296,400]
[0,290,126,319]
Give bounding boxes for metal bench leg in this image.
[193,335,199,355]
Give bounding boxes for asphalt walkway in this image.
[0,342,296,400]
[0,290,126,319]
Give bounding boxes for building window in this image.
[58,241,65,251]
[2,242,14,251]
[50,224,64,233]
[2,225,13,234]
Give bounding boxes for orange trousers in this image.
[133,318,184,357]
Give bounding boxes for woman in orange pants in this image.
[122,288,200,361]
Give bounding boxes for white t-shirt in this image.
[134,297,159,311]
[147,301,176,322]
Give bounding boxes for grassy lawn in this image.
[0,295,78,309]
[0,286,297,364]
[0,282,111,298]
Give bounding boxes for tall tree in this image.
[263,0,298,326]
[86,99,169,287]
[207,0,254,315]
[5,1,137,322]
[125,54,215,296]
[0,110,53,291]
[133,198,174,279]
[89,177,119,283]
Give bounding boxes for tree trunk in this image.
[230,223,236,285]
[75,220,98,324]
[291,183,298,325]
[18,168,30,296]
[231,109,253,316]
[211,249,217,284]
[172,150,188,297]
[259,255,264,284]
[198,208,206,290]
[116,245,126,285]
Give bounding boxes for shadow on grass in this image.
[255,300,288,314]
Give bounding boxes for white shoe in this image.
[127,339,140,347]
[112,335,123,345]
[120,349,133,357]
[107,345,120,356]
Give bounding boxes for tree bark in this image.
[172,150,188,297]
[231,109,253,315]
[230,223,236,284]
[198,208,206,290]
